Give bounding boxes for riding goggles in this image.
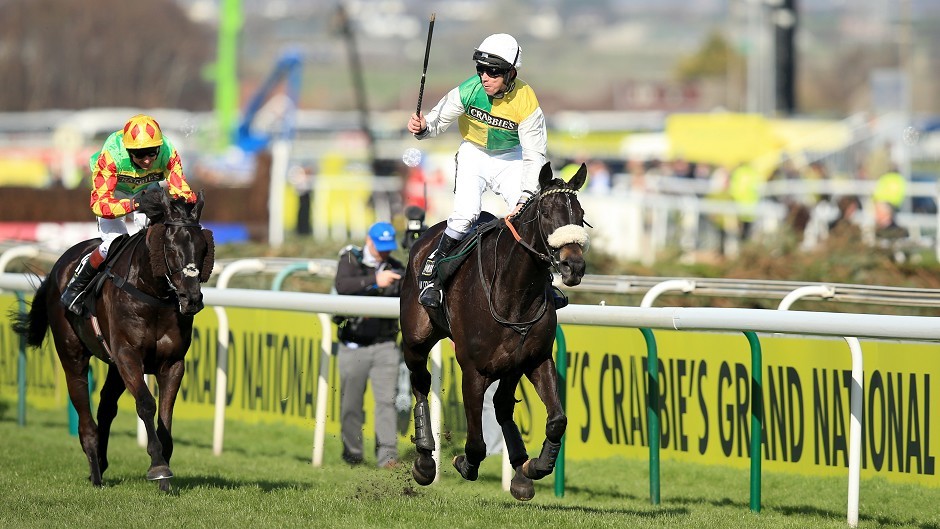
[476,65,508,78]
[128,146,160,159]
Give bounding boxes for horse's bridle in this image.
[504,186,584,272]
[161,220,204,297]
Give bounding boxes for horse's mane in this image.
[199,231,215,282]
[148,224,169,277]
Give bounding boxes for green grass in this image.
[1,405,937,529]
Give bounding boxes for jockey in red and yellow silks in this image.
[61,114,198,315]
[89,117,196,219]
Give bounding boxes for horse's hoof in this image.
[411,463,435,486]
[510,470,535,502]
[452,455,479,481]
[146,465,173,481]
[522,458,549,480]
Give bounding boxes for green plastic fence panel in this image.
[640,327,661,505]
[744,330,763,513]
[555,324,567,498]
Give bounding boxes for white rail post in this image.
[777,285,835,311]
[312,313,332,467]
[0,245,39,273]
[640,279,696,309]
[777,285,863,527]
[844,338,864,528]
[430,341,443,482]
[268,260,336,467]
[212,259,266,456]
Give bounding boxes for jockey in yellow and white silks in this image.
[407,33,548,308]
[61,114,197,315]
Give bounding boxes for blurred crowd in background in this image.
[1,0,939,264]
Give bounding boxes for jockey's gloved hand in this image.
[510,196,530,218]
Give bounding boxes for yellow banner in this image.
[519,327,937,487]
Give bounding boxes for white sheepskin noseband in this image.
[547,224,589,249]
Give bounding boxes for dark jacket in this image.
[333,246,403,345]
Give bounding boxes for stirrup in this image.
[419,283,443,308]
[62,291,87,316]
[550,286,568,310]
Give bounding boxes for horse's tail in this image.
[10,275,52,348]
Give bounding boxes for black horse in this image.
[12,191,214,491]
[400,162,589,501]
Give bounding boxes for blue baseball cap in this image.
[368,221,397,252]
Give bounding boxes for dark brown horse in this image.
[12,191,214,491]
[400,162,589,501]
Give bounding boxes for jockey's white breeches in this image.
[97,213,150,257]
[446,141,523,239]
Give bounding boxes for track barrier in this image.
[2,269,938,527]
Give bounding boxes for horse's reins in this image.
[504,187,580,271]
[477,233,547,336]
[479,186,582,334]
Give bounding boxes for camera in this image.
[402,205,427,251]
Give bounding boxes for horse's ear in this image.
[538,162,554,189]
[199,228,215,283]
[193,191,205,221]
[567,163,588,191]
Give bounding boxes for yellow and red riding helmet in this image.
[122,114,164,150]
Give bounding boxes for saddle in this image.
[433,212,500,287]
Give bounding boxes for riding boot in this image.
[60,249,104,315]
[418,233,461,308]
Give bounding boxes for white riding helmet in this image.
[473,33,522,70]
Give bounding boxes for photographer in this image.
[334,221,404,469]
